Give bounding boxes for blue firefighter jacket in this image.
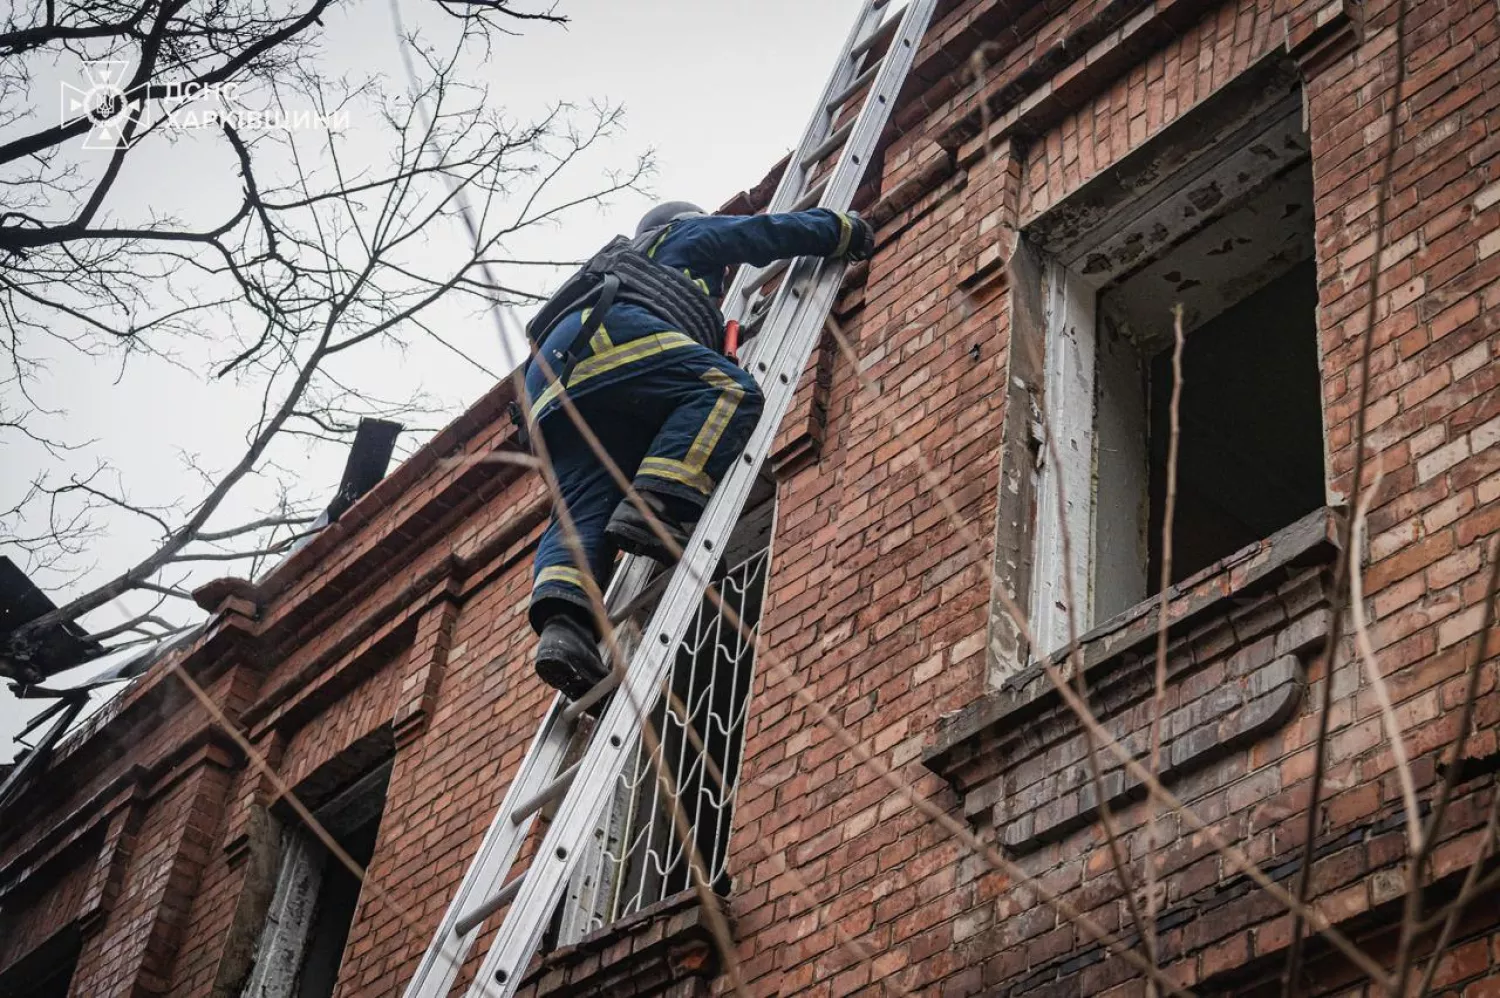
[523,207,856,420]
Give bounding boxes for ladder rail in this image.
[464,1,937,993]
[760,0,888,218]
[397,694,569,998]
[718,1,894,312]
[401,1,937,993]
[399,556,657,998]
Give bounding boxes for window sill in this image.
[924,506,1343,851]
[518,892,719,998]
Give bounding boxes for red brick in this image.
[4,5,1500,998]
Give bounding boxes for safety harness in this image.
[508,226,727,443]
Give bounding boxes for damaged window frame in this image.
[1021,58,1328,662]
[240,755,393,998]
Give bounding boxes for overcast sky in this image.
[1,0,870,761]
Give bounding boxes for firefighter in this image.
[522,199,874,701]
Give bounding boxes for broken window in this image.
[241,758,392,998]
[554,491,774,943]
[1023,66,1324,657]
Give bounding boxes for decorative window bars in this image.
[556,519,772,943]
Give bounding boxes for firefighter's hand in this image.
[840,211,875,263]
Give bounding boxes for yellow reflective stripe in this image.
[682,269,710,295]
[638,457,714,495]
[536,565,588,590]
[576,307,613,355]
[648,225,673,258]
[532,331,699,418]
[699,367,742,391]
[833,212,853,257]
[589,324,613,355]
[684,369,744,470]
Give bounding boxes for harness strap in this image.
[559,274,620,385]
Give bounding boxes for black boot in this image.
[534,613,608,702]
[604,492,694,566]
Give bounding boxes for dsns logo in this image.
[59,61,132,150]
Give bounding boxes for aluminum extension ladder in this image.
[402,2,938,994]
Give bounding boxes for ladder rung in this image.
[825,62,882,114]
[455,875,523,937]
[511,761,580,824]
[802,118,858,171]
[852,7,904,59]
[741,258,791,298]
[422,2,942,993]
[793,177,830,213]
[562,671,619,723]
[607,569,671,624]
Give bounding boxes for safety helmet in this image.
[635,200,706,237]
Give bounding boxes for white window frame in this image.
[1029,260,1100,659]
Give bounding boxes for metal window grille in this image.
[556,517,772,943]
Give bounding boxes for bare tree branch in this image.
[0,0,656,682]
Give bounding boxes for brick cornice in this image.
[170,392,535,689]
[1286,0,1360,80]
[0,720,242,886]
[257,378,524,598]
[935,0,1225,160]
[0,781,142,902]
[74,797,143,938]
[241,492,547,734]
[240,454,540,671]
[996,790,1500,996]
[392,595,462,746]
[26,438,545,808]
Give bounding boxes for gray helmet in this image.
[635,200,706,237]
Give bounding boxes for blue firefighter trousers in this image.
[527,350,764,633]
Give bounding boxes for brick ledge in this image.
[517,891,720,998]
[934,507,1342,751]
[925,506,1343,850]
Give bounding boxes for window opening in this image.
[1025,84,1321,657]
[241,759,392,998]
[0,931,79,998]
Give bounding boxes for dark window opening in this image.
[292,808,382,998]
[1146,258,1325,585]
[622,540,767,903]
[241,756,392,998]
[0,931,79,998]
[1020,67,1324,656]
[553,493,774,944]
[1087,153,1320,621]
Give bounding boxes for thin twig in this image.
[1040,372,1157,971]
[1410,776,1500,997]
[1392,538,1500,994]
[386,5,747,984]
[819,314,1388,987]
[1283,0,1410,988]
[517,314,1194,995]
[165,660,509,998]
[1350,464,1422,854]
[1143,302,1184,982]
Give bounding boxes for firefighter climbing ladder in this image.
[402,2,938,994]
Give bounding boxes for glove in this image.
[840,211,875,263]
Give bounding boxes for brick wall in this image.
[0,0,1495,996]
